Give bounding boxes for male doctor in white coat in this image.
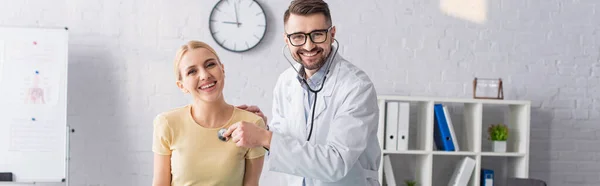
[223,0,381,185]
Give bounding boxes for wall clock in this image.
[209,0,267,53]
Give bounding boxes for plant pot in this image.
[492,141,506,152]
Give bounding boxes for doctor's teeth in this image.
[302,52,317,57]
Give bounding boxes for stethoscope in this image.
[282,39,339,141]
[216,40,339,145]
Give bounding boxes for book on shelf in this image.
[397,102,409,150]
[385,101,410,151]
[383,155,397,186]
[385,101,398,150]
[433,104,456,151]
[443,105,459,151]
[481,169,494,186]
[448,156,476,186]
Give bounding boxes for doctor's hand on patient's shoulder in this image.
[223,121,272,149]
[236,105,267,124]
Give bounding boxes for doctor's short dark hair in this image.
[283,0,332,26]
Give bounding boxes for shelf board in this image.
[384,150,485,156]
[481,152,526,157]
[382,150,428,155]
[383,151,526,157]
[431,151,478,156]
[377,95,531,105]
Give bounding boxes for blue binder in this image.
[433,104,455,151]
[481,169,494,186]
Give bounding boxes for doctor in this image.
[223,0,381,185]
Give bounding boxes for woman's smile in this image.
[198,81,217,92]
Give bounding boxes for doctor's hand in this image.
[236,105,267,124]
[223,121,272,149]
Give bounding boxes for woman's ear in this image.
[220,62,225,74]
[176,80,188,93]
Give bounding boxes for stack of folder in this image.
[384,101,410,151]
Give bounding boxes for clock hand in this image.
[223,21,240,25]
[234,0,239,28]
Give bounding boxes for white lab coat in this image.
[266,51,382,186]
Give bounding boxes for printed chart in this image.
[8,117,61,152]
[0,40,60,106]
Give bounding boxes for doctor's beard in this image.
[293,47,329,71]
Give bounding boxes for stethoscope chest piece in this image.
[217,128,227,142]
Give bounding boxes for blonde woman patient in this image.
[152,40,265,186]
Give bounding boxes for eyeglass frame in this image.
[285,26,333,47]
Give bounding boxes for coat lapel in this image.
[285,70,307,139]
[312,53,340,120]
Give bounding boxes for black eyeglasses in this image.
[286,26,332,46]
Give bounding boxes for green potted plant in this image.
[488,124,508,152]
[404,179,417,186]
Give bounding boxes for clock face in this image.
[209,0,267,52]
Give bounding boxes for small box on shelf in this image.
[481,169,494,186]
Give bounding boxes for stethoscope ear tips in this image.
[217,128,227,142]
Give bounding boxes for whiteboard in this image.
[0,26,68,183]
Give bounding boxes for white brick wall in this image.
[1,0,598,185]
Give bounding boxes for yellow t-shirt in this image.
[152,105,266,186]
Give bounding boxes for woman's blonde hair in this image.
[173,40,221,80]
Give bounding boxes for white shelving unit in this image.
[376,95,530,186]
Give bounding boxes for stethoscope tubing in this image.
[282,39,340,141]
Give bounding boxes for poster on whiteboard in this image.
[8,117,61,152]
[0,39,61,106]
